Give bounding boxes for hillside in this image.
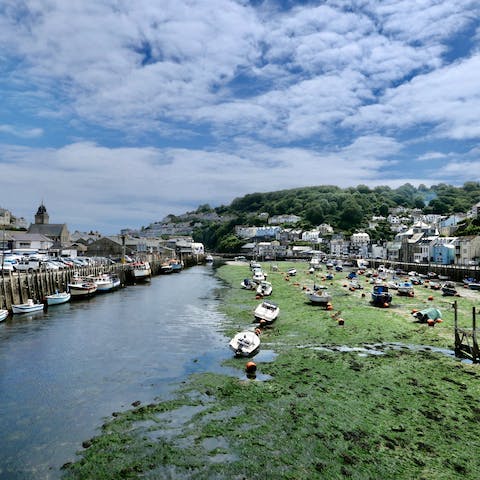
[187,182,480,252]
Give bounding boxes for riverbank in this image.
[63,261,480,479]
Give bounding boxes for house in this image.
[350,232,370,258]
[454,236,480,266]
[2,231,54,253]
[330,235,350,257]
[86,237,131,257]
[431,237,456,265]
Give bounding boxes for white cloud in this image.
[0,124,43,138]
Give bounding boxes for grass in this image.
[63,261,480,479]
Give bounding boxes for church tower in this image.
[35,203,49,225]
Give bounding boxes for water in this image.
[0,266,232,479]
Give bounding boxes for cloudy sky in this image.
[1,0,480,234]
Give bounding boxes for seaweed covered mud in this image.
[64,261,480,479]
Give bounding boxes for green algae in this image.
[63,262,480,479]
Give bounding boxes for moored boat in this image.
[229,330,261,357]
[0,309,8,321]
[133,261,152,280]
[307,290,332,306]
[441,282,458,296]
[256,280,273,296]
[241,278,257,290]
[12,299,45,314]
[89,273,115,293]
[371,284,392,307]
[254,300,279,324]
[45,291,71,305]
[68,279,98,298]
[397,281,414,296]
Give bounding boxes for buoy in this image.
[259,319,267,327]
[408,292,414,297]
[435,318,443,323]
[343,284,348,288]
[245,361,257,373]
[326,303,333,311]
[427,319,435,327]
[361,293,366,298]
[411,309,418,314]
[255,328,262,335]
[337,318,345,326]
[255,294,262,299]
[383,302,389,308]
[428,296,433,301]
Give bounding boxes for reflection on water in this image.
[0,266,232,479]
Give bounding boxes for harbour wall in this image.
[0,255,205,311]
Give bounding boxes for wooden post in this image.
[473,307,479,363]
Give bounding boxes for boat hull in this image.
[68,283,98,298]
[12,303,44,314]
[254,301,279,324]
[0,309,8,321]
[45,292,71,305]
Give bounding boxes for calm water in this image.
[0,266,232,479]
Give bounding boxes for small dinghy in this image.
[0,309,8,322]
[256,281,273,296]
[229,330,261,357]
[45,291,71,306]
[12,299,44,314]
[306,290,332,306]
[241,278,257,290]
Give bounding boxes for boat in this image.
[205,254,213,263]
[169,259,183,273]
[68,279,98,298]
[45,291,71,305]
[229,330,261,357]
[287,268,297,276]
[252,270,265,282]
[110,273,121,289]
[441,282,458,296]
[397,281,414,296]
[306,290,332,306]
[429,281,441,290]
[463,277,480,290]
[89,273,115,293]
[241,278,257,290]
[133,261,152,280]
[0,309,8,322]
[412,307,442,323]
[254,300,280,324]
[12,299,44,314]
[256,280,272,296]
[371,284,392,307]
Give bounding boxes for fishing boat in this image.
[254,300,280,324]
[306,290,332,306]
[12,299,44,314]
[169,259,183,273]
[229,330,261,357]
[89,273,115,293]
[68,279,98,298]
[45,291,71,305]
[371,284,392,307]
[133,261,152,280]
[0,309,8,322]
[256,280,273,296]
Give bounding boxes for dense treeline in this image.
[191,182,480,252]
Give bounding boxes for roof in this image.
[28,224,67,236]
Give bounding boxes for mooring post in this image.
[473,306,479,363]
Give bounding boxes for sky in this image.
[1,0,480,234]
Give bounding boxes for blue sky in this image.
[1,0,480,234]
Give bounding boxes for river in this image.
[0,265,232,479]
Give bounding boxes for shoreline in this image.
[63,261,480,479]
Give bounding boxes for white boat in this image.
[241,278,257,290]
[68,279,98,298]
[45,291,71,305]
[397,281,414,296]
[287,268,297,276]
[132,261,152,280]
[205,254,214,263]
[111,274,121,289]
[89,273,115,292]
[0,309,8,321]
[254,300,279,324]
[252,270,265,282]
[229,330,261,357]
[256,281,272,296]
[307,290,332,306]
[12,299,44,314]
